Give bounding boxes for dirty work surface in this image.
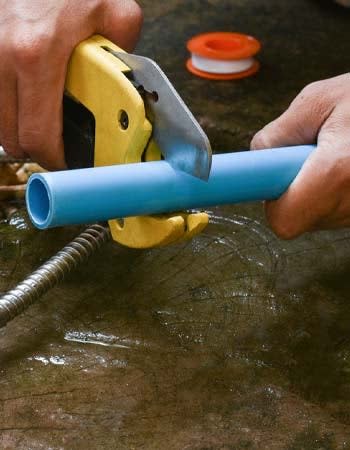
[2,0,350,448]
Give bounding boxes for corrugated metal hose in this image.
[0,224,111,329]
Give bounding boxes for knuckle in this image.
[265,204,301,240]
[0,127,18,155]
[295,81,325,108]
[18,130,42,154]
[104,0,143,50]
[292,80,334,122]
[339,72,350,87]
[269,218,300,240]
[298,75,350,105]
[122,0,143,20]
[111,0,143,31]
[326,73,350,98]
[300,78,337,101]
[1,139,22,157]
[299,80,323,98]
[129,1,143,27]
[109,0,143,21]
[12,34,49,69]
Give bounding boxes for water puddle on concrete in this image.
[1,205,350,449]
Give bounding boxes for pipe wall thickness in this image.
[26,145,315,229]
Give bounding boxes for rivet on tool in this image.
[119,110,129,130]
[186,32,261,80]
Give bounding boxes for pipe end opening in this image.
[27,178,50,227]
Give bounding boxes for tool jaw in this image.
[65,35,209,248]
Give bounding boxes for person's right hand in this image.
[0,0,142,170]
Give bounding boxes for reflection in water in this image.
[1,206,350,448]
[28,355,66,366]
[65,331,147,349]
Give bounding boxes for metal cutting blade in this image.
[108,50,212,181]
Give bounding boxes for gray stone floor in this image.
[1,0,350,448]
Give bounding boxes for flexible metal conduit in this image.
[0,224,110,329]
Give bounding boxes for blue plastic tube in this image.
[26,145,315,229]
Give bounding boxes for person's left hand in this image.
[251,73,350,239]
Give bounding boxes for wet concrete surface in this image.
[1,0,350,448]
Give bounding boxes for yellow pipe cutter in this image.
[63,35,212,249]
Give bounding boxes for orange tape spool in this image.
[186,32,261,80]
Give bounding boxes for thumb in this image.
[101,0,143,52]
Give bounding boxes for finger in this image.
[102,0,143,51]
[0,66,22,158]
[250,80,336,150]
[264,104,350,238]
[263,152,330,239]
[16,45,67,170]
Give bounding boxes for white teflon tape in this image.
[191,54,255,74]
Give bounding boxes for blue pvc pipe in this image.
[26,145,315,229]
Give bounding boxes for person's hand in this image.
[0,0,142,170]
[251,73,350,239]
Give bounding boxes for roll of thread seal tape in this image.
[187,32,261,80]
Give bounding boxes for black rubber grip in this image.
[63,94,95,169]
